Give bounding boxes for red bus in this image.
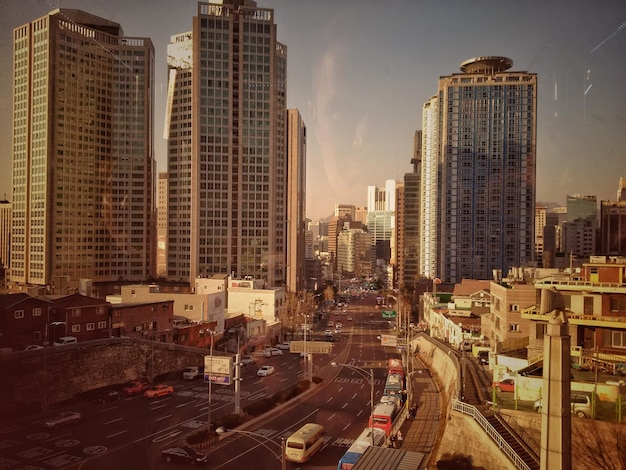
[368,402,397,435]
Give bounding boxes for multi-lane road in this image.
[0,294,438,469]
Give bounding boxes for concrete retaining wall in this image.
[0,339,215,414]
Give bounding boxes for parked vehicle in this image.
[161,446,208,465]
[257,365,275,376]
[240,354,256,366]
[42,411,82,429]
[492,378,515,393]
[183,366,201,380]
[477,350,489,365]
[276,341,291,350]
[534,394,592,418]
[123,380,150,396]
[144,384,174,398]
[263,347,282,357]
[53,336,77,346]
[93,389,122,403]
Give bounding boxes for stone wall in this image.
[0,339,218,414]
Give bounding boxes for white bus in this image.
[284,423,326,463]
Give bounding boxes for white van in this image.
[53,336,78,346]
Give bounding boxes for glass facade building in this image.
[11,9,155,289]
[165,1,287,286]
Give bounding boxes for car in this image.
[122,380,150,396]
[183,366,201,380]
[240,354,256,366]
[534,394,592,418]
[161,446,209,466]
[42,411,82,429]
[144,384,174,398]
[257,365,275,376]
[24,344,44,351]
[477,350,489,365]
[346,316,353,321]
[492,378,515,393]
[324,329,333,336]
[335,322,342,328]
[53,336,78,346]
[276,341,290,350]
[93,389,122,403]
[263,347,282,357]
[327,320,334,327]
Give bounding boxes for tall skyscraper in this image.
[165,0,287,287]
[286,109,306,292]
[397,131,421,291]
[11,9,155,291]
[421,57,537,283]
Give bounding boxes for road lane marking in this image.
[106,430,128,439]
[104,418,123,425]
[156,415,172,422]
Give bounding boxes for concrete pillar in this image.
[539,287,571,470]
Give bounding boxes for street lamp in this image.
[43,321,67,411]
[206,329,218,430]
[215,427,286,470]
[331,362,375,446]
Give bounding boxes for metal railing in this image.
[452,399,532,470]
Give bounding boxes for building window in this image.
[184,304,195,311]
[610,297,626,313]
[15,310,24,319]
[33,308,42,317]
[611,331,626,349]
[509,323,520,332]
[71,324,80,333]
[96,306,104,314]
[98,321,107,329]
[86,323,95,331]
[72,308,81,317]
[583,296,593,315]
[510,304,519,312]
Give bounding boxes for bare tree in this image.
[277,291,316,341]
[572,418,626,470]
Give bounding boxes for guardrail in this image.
[452,399,532,470]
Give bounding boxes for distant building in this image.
[397,131,421,292]
[286,109,307,293]
[600,179,626,256]
[157,173,168,278]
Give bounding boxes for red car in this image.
[144,384,174,398]
[492,378,515,393]
[123,380,150,396]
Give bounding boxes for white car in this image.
[263,348,282,357]
[276,341,290,350]
[257,365,275,376]
[240,355,256,366]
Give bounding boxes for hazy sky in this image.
[1,1,625,220]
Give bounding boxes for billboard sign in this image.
[204,355,233,385]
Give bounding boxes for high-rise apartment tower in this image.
[165,0,287,286]
[421,57,537,283]
[11,9,156,290]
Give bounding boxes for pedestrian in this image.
[389,433,396,448]
[396,430,403,447]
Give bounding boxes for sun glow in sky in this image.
[1,0,625,220]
